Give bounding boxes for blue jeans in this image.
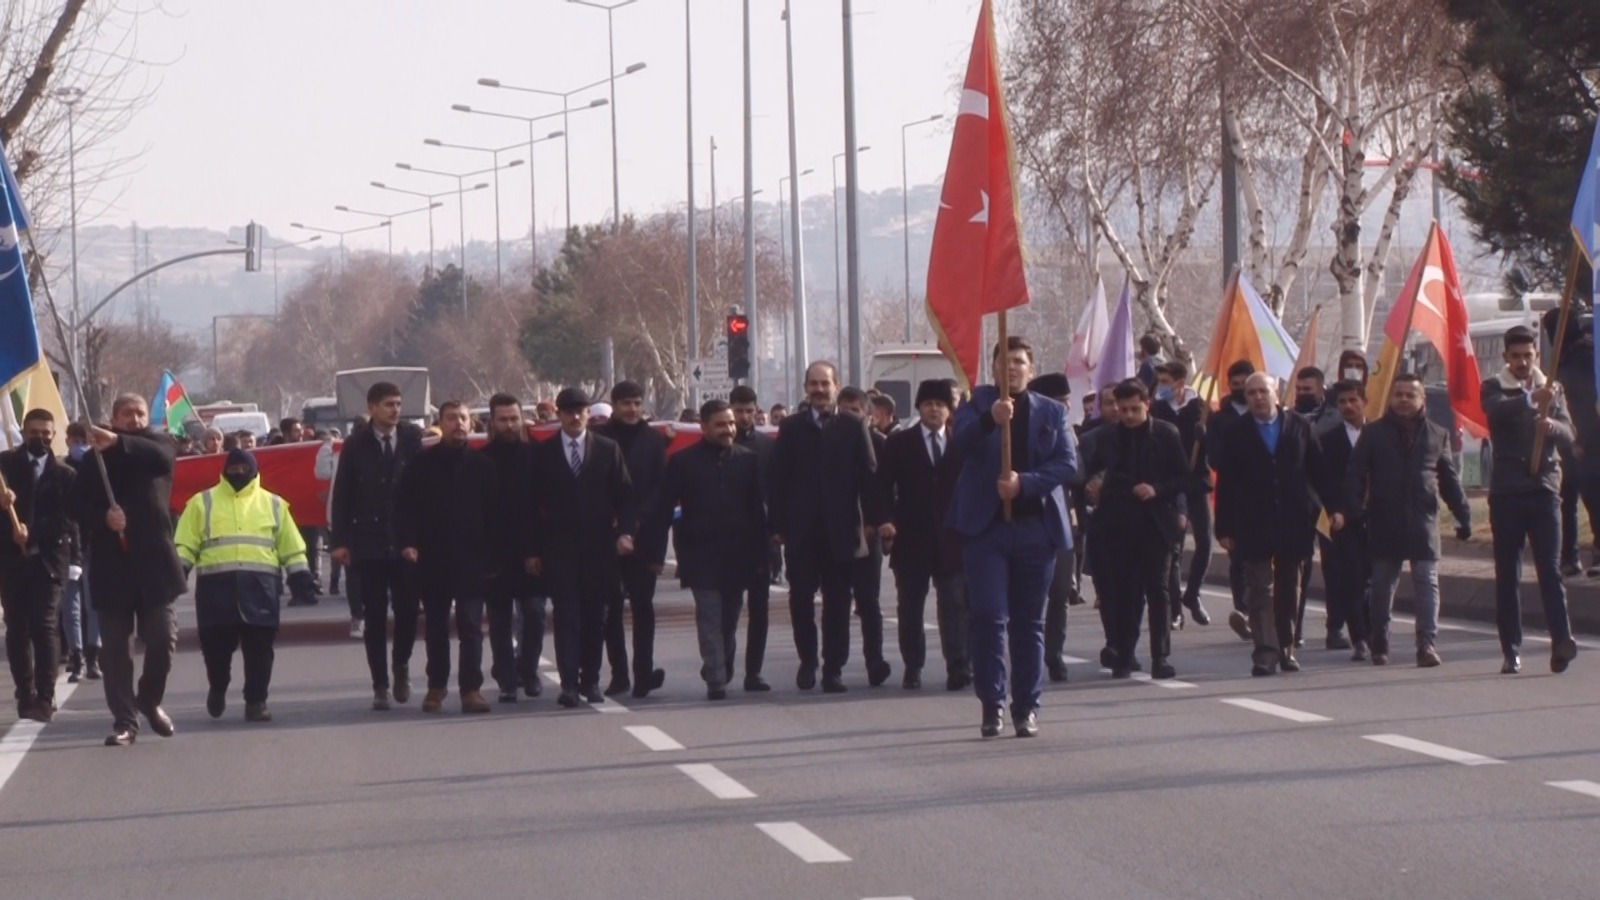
[59,573,100,652]
[962,518,1055,717]
[1489,491,1572,654]
[1369,557,1438,648]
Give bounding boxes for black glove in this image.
[1455,520,1472,542]
[287,570,317,600]
[182,562,193,579]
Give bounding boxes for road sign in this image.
[690,358,733,401]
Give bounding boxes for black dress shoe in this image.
[946,670,972,692]
[605,676,632,697]
[1151,660,1177,680]
[1500,655,1521,675]
[980,706,1003,739]
[1184,593,1211,626]
[867,660,892,687]
[392,665,412,704]
[104,727,136,747]
[523,675,543,698]
[1099,647,1117,669]
[1552,638,1577,674]
[821,674,848,694]
[21,701,54,724]
[582,685,606,704]
[1014,710,1039,738]
[902,670,922,690]
[1279,653,1301,673]
[557,689,580,708]
[244,703,272,722]
[631,669,666,699]
[797,664,818,691]
[1110,666,1132,679]
[139,702,175,738]
[206,689,226,719]
[744,674,772,692]
[1047,665,1069,684]
[1251,664,1275,677]
[707,686,728,701]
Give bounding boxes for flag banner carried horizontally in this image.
[1574,115,1600,267]
[925,0,1029,391]
[1197,271,1299,402]
[1368,221,1486,438]
[1093,277,1134,394]
[151,370,199,436]
[1065,275,1110,394]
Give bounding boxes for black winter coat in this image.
[1214,409,1323,562]
[767,408,885,562]
[531,430,636,601]
[649,440,767,590]
[478,437,541,594]
[1084,418,1192,545]
[0,450,79,581]
[1342,414,1469,562]
[878,424,964,578]
[329,423,425,563]
[71,430,187,608]
[595,420,667,558]
[397,442,499,597]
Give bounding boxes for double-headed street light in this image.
[334,201,443,260]
[900,114,943,342]
[289,220,390,278]
[369,181,488,272]
[426,128,565,283]
[832,146,871,361]
[477,61,646,234]
[423,138,530,287]
[393,159,525,315]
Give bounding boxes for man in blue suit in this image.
[949,336,1078,739]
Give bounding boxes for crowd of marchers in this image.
[0,323,1580,744]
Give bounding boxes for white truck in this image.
[335,367,432,425]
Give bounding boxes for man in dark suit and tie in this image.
[530,387,638,708]
[1315,378,1372,661]
[768,361,885,693]
[730,385,776,691]
[949,337,1078,738]
[71,395,189,746]
[878,379,969,691]
[0,409,78,723]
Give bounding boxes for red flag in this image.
[925,0,1030,391]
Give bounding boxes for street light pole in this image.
[289,220,391,278]
[371,182,485,273]
[742,0,758,391]
[900,114,943,342]
[783,2,810,388]
[842,0,866,385]
[685,0,699,373]
[568,0,639,235]
[335,202,442,267]
[55,87,84,410]
[394,159,524,316]
[831,147,869,363]
[424,138,534,288]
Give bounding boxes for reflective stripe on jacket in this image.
[175,476,308,628]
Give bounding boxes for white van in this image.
[210,411,273,438]
[868,345,958,424]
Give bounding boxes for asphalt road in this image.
[1,583,1596,900]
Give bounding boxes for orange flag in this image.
[1368,222,1487,438]
[1292,305,1322,378]
[925,0,1029,391]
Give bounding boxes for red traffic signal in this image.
[727,314,749,335]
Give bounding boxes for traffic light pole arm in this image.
[75,248,249,330]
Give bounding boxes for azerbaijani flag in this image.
[1196,270,1300,402]
[151,370,198,436]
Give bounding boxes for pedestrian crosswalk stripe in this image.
[757,822,851,863]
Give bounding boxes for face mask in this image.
[68,443,87,461]
[1229,388,1247,405]
[1342,367,1364,382]
[224,470,253,491]
[1294,395,1320,414]
[1155,385,1174,402]
[25,437,49,457]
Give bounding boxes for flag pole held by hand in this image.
[1529,244,1582,476]
[998,310,1013,522]
[87,427,129,553]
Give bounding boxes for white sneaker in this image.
[350,618,364,639]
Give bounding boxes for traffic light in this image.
[727,313,751,381]
[244,221,262,272]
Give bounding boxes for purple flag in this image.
[1092,277,1134,393]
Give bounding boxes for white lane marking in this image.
[756,822,851,863]
[625,725,684,752]
[1221,698,1332,723]
[862,896,917,899]
[1131,672,1198,689]
[1364,734,1503,766]
[677,763,757,800]
[540,672,630,714]
[538,656,554,669]
[0,676,78,798]
[1061,655,1090,664]
[1547,780,1600,801]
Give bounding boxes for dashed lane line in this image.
[0,676,78,798]
[756,821,852,863]
[1220,698,1333,724]
[624,725,685,752]
[539,671,631,714]
[1363,733,1504,766]
[677,763,757,800]
[1547,780,1600,801]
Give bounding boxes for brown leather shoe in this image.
[460,691,491,714]
[421,688,447,714]
[1417,644,1442,668]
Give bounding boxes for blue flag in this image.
[1576,115,1600,267]
[0,140,27,233]
[0,141,41,393]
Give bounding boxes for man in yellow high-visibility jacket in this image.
[175,449,314,722]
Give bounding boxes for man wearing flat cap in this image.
[877,379,969,691]
[529,387,638,707]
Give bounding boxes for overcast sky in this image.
[90,0,979,254]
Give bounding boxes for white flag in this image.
[1065,275,1109,390]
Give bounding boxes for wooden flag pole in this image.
[998,309,1013,522]
[85,423,130,553]
[0,466,27,552]
[1529,243,1585,475]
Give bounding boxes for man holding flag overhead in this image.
[930,0,1076,740]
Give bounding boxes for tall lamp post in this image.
[393,159,524,315]
[567,0,641,234]
[288,220,391,277]
[779,168,813,392]
[422,137,530,288]
[900,114,942,342]
[476,68,641,233]
[370,182,487,273]
[832,146,870,362]
[453,100,589,273]
[782,1,810,389]
[334,202,442,260]
[54,86,85,408]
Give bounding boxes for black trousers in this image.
[894,568,970,676]
[487,573,545,694]
[299,527,322,583]
[2,560,63,704]
[422,592,485,692]
[604,556,658,683]
[551,587,609,691]
[1293,550,1315,643]
[198,623,276,704]
[1319,531,1369,642]
[785,541,853,677]
[852,540,887,667]
[1045,549,1073,671]
[1166,487,1213,610]
[1227,552,1247,613]
[98,597,177,733]
[358,559,418,690]
[739,576,769,680]
[1560,454,1600,566]
[1102,526,1173,665]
